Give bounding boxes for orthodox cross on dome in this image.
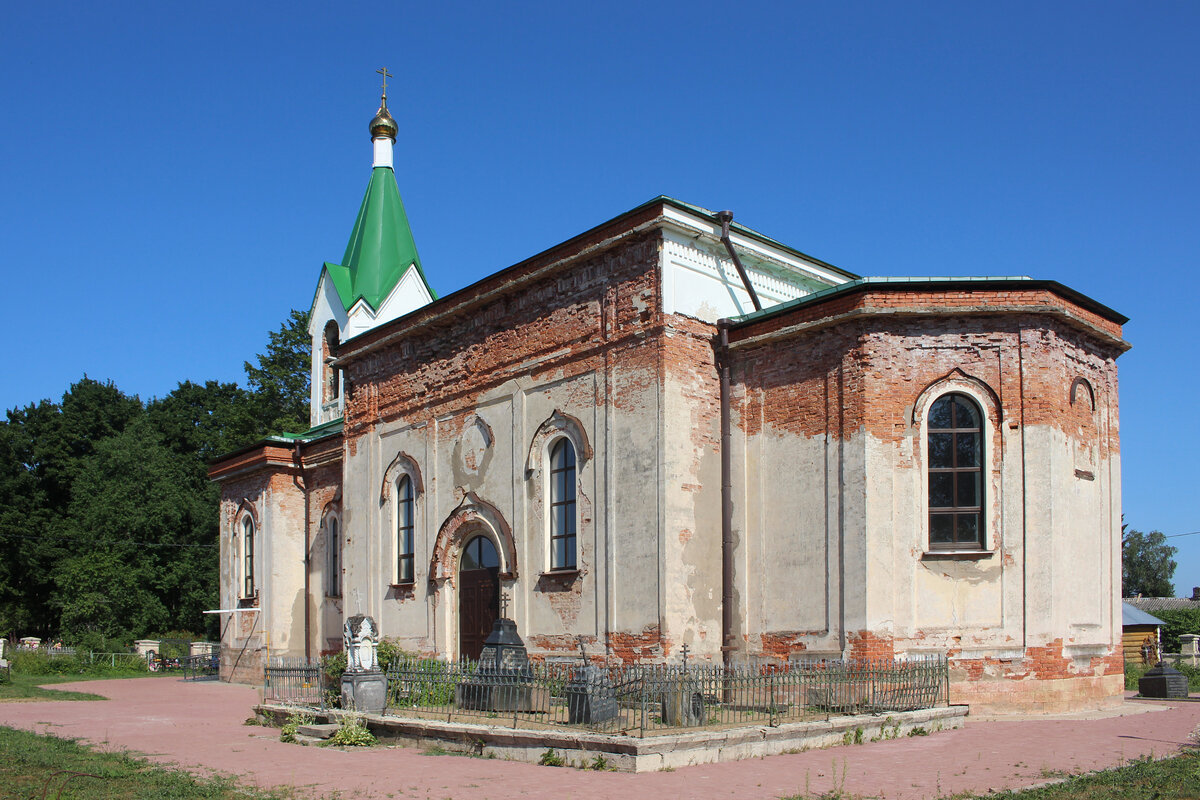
[376,67,392,98]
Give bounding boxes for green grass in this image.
[964,751,1200,799]
[0,725,312,799]
[781,750,1200,799]
[0,672,129,701]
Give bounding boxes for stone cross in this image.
[576,635,588,663]
[499,590,510,620]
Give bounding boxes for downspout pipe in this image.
[293,441,311,662]
[716,210,762,313]
[718,319,735,669]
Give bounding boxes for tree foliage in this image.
[244,308,310,435]
[1122,526,1178,598]
[0,310,311,644]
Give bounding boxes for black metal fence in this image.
[263,657,324,708]
[182,653,220,681]
[266,654,948,736]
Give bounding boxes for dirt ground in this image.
[2,678,1198,799]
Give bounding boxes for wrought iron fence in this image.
[182,653,220,681]
[377,654,948,736]
[87,652,151,671]
[263,657,324,708]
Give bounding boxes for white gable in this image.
[309,270,350,427]
[658,205,851,322]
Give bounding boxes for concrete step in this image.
[296,723,339,739]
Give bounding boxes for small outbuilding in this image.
[1121,601,1165,665]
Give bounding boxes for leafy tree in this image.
[1123,526,1177,598]
[244,309,310,435]
[0,310,312,643]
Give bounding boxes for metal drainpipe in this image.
[714,210,757,670]
[716,211,762,313]
[718,320,735,669]
[293,441,311,662]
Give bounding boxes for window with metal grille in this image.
[396,476,414,583]
[549,438,577,570]
[928,393,984,550]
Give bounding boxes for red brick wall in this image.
[340,233,664,439]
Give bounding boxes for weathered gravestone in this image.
[660,645,705,726]
[1138,661,1189,698]
[341,615,386,713]
[565,638,618,725]
[456,617,539,711]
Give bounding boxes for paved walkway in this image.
[1,678,1198,799]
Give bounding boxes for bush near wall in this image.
[1154,608,1200,654]
[10,650,149,677]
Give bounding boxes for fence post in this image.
[769,667,776,727]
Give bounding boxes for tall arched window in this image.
[549,438,577,570]
[928,393,983,549]
[325,516,341,597]
[241,516,256,598]
[323,321,340,403]
[396,476,414,583]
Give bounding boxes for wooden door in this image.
[458,535,500,661]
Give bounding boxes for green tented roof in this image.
[324,167,436,312]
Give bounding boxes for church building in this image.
[210,89,1130,714]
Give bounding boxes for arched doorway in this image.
[458,534,499,661]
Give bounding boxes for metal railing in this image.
[378,654,948,736]
[264,657,325,708]
[14,645,77,656]
[182,653,220,681]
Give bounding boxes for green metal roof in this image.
[325,167,436,312]
[270,416,344,443]
[731,276,1128,327]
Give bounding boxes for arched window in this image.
[241,516,256,598]
[396,475,414,583]
[323,321,340,403]
[325,516,341,597]
[549,438,577,570]
[928,393,984,549]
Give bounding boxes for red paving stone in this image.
[1,678,1198,799]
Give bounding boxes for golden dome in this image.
[370,95,398,141]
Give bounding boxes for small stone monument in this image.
[566,637,619,725]
[1138,661,1189,699]
[0,638,7,659]
[661,644,706,726]
[457,593,538,711]
[341,615,386,713]
[1180,634,1199,667]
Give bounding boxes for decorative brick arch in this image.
[911,368,1001,428]
[429,493,517,583]
[233,498,259,530]
[524,410,592,476]
[1070,377,1096,411]
[380,451,423,504]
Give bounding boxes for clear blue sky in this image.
[2,2,1196,593]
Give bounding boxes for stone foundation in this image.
[950,672,1124,715]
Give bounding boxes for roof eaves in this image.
[729,276,1128,328]
[643,196,859,280]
